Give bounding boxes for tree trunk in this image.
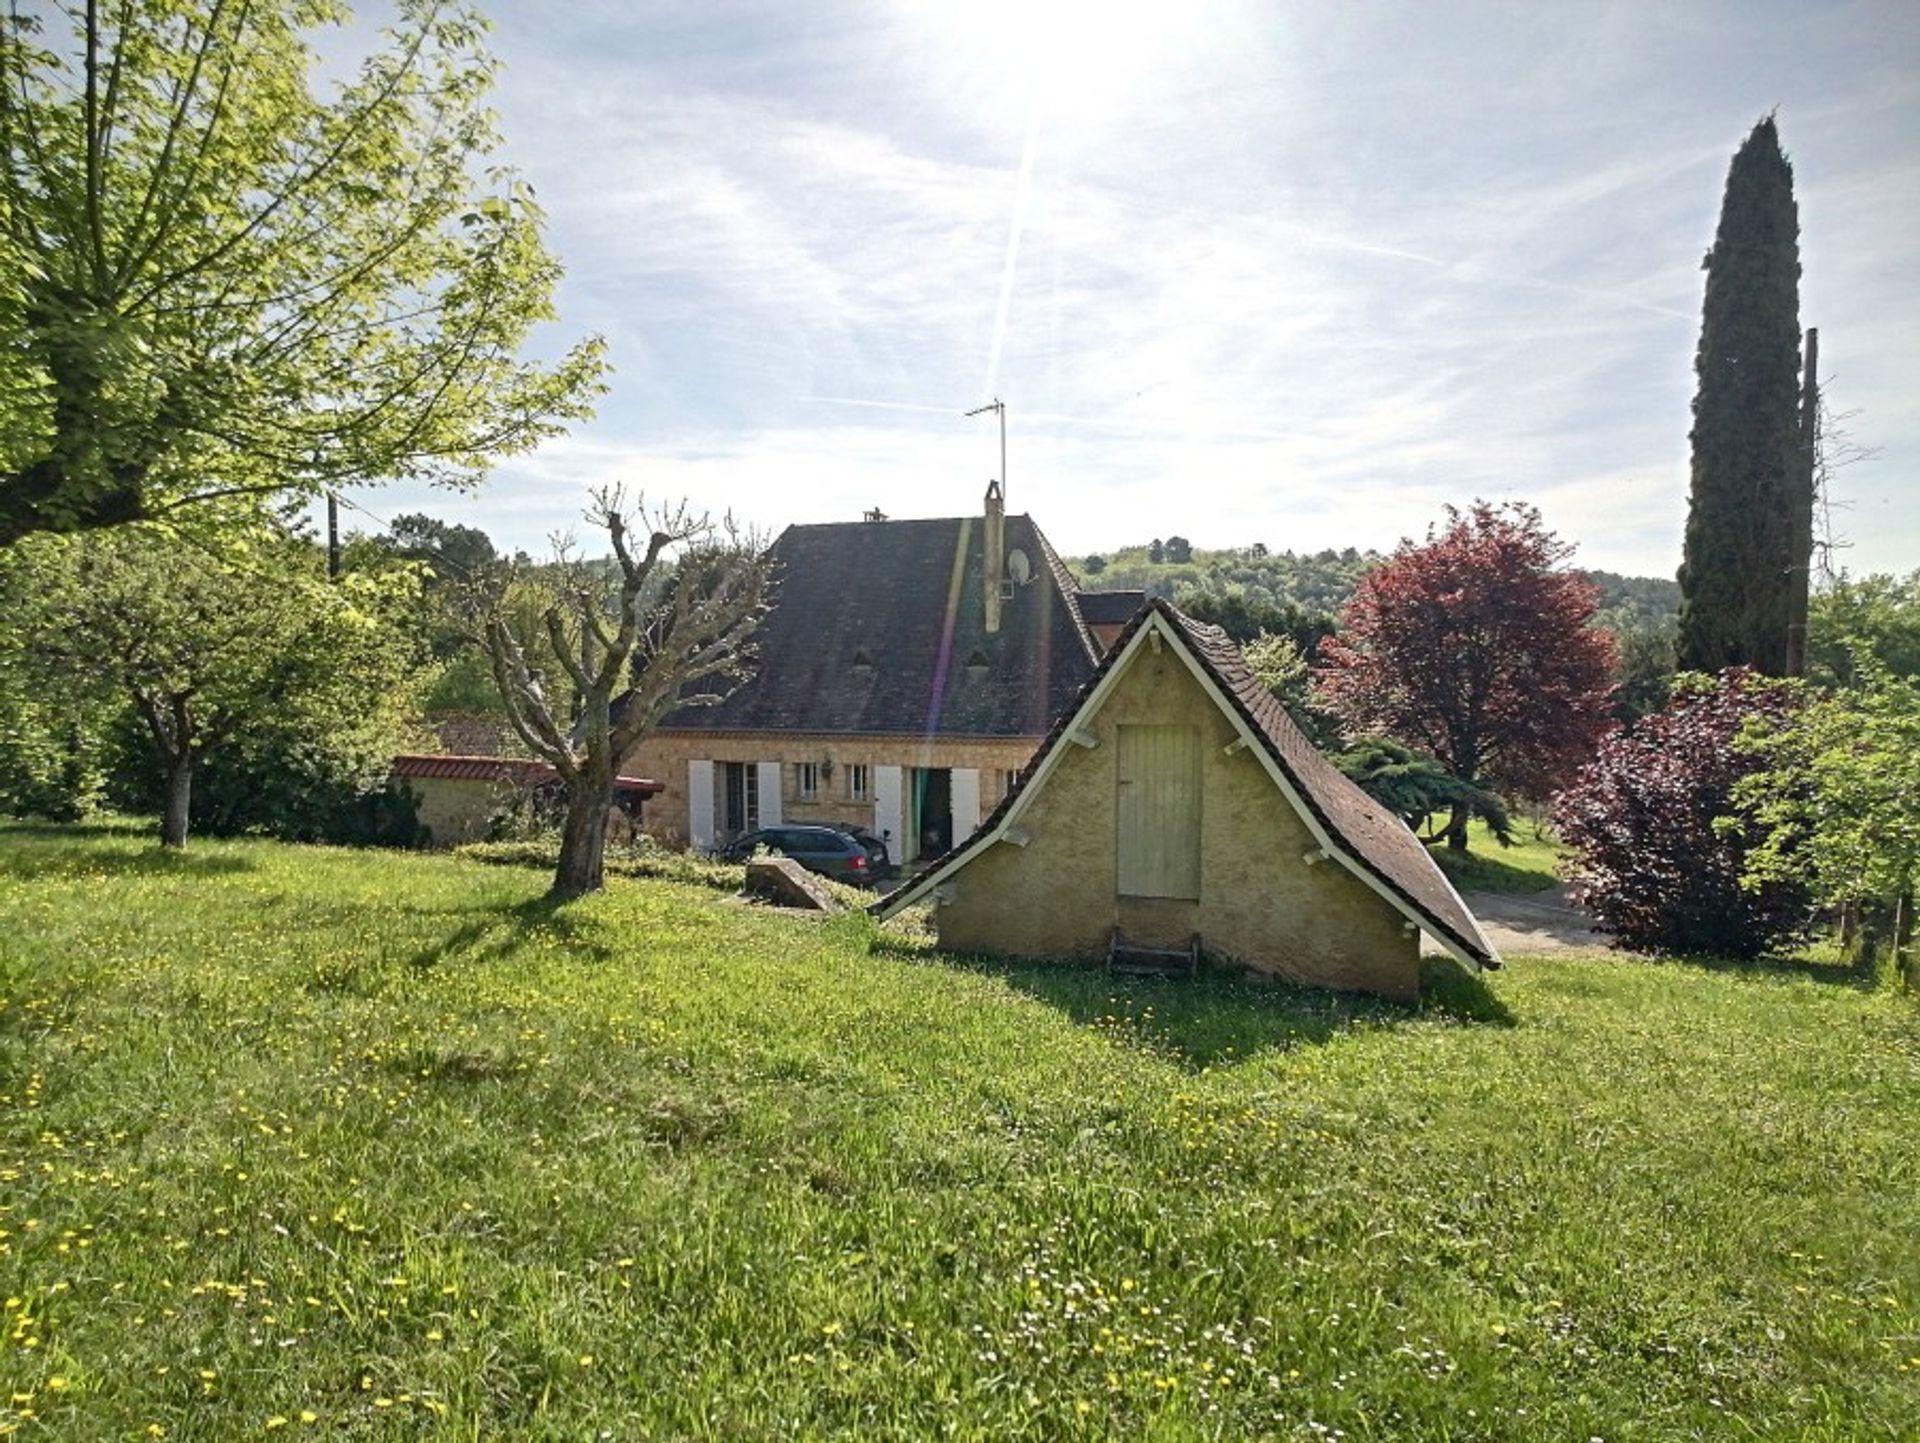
[550,774,613,900]
[161,754,193,849]
[1443,798,1472,851]
[1895,891,1915,993]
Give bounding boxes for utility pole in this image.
[1784,326,1819,677]
[326,492,341,581]
[966,398,1006,501]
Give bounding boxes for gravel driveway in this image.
[1432,883,1616,958]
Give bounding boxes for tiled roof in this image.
[390,755,663,794]
[661,513,1100,737]
[874,599,1498,969]
[1076,589,1147,625]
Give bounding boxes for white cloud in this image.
[342,1,1920,580]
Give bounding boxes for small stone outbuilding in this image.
[390,755,663,848]
[873,600,1497,999]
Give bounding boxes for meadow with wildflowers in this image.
[1,820,1916,1440]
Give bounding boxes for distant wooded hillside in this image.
[1069,544,1679,638]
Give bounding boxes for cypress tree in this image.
[1677,116,1806,675]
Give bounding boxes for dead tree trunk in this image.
[1784,327,1818,677]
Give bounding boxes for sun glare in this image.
[907,0,1224,129]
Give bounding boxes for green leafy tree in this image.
[1735,659,1920,981]
[0,0,605,546]
[1677,117,1810,675]
[1242,631,1336,747]
[1807,571,1920,687]
[12,524,427,846]
[1180,589,1334,653]
[1331,737,1512,841]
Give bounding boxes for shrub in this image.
[1553,670,1808,958]
[455,839,747,892]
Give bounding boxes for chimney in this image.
[983,480,1005,634]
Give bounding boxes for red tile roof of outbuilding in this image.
[390,755,663,794]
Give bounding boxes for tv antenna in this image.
[966,398,1006,504]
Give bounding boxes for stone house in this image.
[623,484,1134,866]
[873,599,1497,999]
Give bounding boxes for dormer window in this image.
[965,648,990,680]
[851,648,873,674]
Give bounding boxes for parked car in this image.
[828,822,894,880]
[719,825,879,886]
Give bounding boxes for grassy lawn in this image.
[2,823,1917,1440]
[1431,819,1565,895]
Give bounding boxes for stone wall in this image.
[933,642,1422,1000]
[403,776,514,849]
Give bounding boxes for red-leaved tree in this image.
[1553,670,1808,958]
[1316,501,1616,849]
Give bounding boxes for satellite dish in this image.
[1007,548,1032,585]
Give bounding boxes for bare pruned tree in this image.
[483,488,772,899]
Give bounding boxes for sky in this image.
[335,0,1918,578]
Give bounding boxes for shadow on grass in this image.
[0,833,256,882]
[878,937,1514,1070]
[1648,949,1874,990]
[404,893,617,971]
[1432,848,1558,897]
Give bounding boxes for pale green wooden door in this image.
[1116,724,1202,899]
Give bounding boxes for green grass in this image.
[2,821,1917,1440]
[1431,819,1565,895]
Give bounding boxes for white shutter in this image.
[951,768,982,841]
[874,765,904,864]
[687,759,716,851]
[757,761,783,826]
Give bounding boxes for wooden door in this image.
[1116,724,1202,899]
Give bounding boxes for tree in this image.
[1735,659,1920,982]
[1242,631,1337,748]
[1677,117,1809,675]
[484,491,772,900]
[1179,590,1334,654]
[0,1,604,546]
[1807,571,1920,687]
[1164,535,1192,564]
[1148,538,1165,565]
[11,523,426,846]
[1081,553,1106,576]
[1316,501,1616,849]
[1555,670,1807,959]
[1607,614,1679,723]
[1332,737,1511,841]
[381,513,501,590]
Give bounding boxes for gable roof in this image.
[661,513,1101,737]
[874,599,1499,970]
